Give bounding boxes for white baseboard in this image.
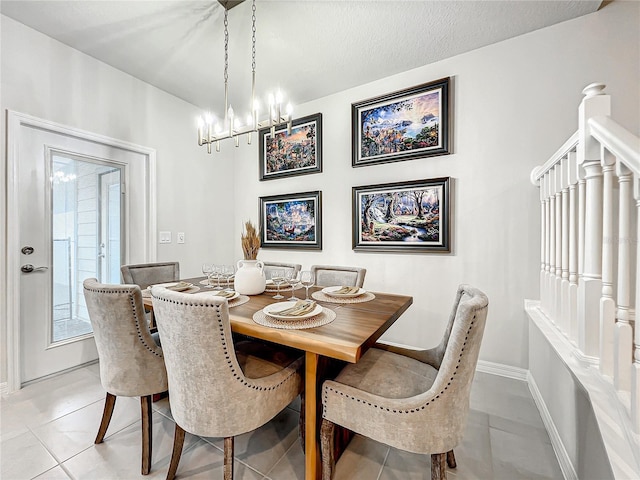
[527,371,578,480]
[476,359,528,381]
[378,341,529,380]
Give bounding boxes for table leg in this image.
[305,351,321,480]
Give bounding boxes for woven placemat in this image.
[229,295,250,307]
[311,291,375,304]
[253,307,336,330]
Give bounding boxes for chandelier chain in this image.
[251,0,256,73]
[223,0,229,84]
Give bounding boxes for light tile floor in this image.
[1,364,563,479]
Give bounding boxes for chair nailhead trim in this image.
[152,295,297,391]
[322,313,480,415]
[84,285,162,358]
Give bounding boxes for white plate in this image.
[322,286,366,298]
[263,301,322,320]
[194,290,239,300]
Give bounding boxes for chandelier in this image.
[197,0,293,153]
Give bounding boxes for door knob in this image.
[21,264,49,273]
[21,246,34,255]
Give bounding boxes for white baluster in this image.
[599,148,616,376]
[540,174,548,313]
[577,170,586,350]
[549,169,557,321]
[544,175,552,314]
[614,162,633,392]
[631,174,640,432]
[561,156,570,335]
[568,151,580,344]
[555,164,563,325]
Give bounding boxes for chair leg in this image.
[431,453,446,480]
[320,419,336,480]
[141,395,153,475]
[446,449,457,468]
[166,424,186,480]
[95,392,116,444]
[224,437,234,480]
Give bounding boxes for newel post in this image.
[577,83,610,359]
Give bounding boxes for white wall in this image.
[0,15,237,384]
[232,1,640,368]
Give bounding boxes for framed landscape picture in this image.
[259,113,322,181]
[352,77,450,167]
[352,177,450,252]
[259,191,322,250]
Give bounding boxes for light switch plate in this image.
[159,231,172,244]
[177,232,185,244]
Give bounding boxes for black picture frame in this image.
[352,77,450,167]
[259,113,323,181]
[352,177,450,253]
[259,191,322,250]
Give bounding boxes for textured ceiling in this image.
[1,0,602,118]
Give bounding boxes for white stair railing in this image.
[530,83,640,432]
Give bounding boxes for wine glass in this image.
[202,263,213,287]
[270,268,285,300]
[223,264,235,291]
[286,270,300,301]
[211,264,222,288]
[299,270,315,300]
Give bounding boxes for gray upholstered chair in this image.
[150,287,304,480]
[121,262,180,329]
[320,285,489,480]
[263,261,302,279]
[82,278,168,475]
[310,264,366,288]
[120,261,180,289]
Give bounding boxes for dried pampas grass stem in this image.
[241,221,261,260]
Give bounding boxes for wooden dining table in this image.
[143,277,413,480]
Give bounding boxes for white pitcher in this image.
[234,259,266,295]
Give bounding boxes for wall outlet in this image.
[159,231,172,244]
[177,232,185,244]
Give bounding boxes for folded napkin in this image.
[334,286,360,295]
[271,300,317,316]
[165,281,192,292]
[211,290,236,298]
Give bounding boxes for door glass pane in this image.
[51,153,123,343]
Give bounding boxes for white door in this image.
[8,112,156,387]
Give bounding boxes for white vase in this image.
[234,259,266,295]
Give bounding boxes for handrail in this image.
[530,131,579,185]
[589,116,640,175]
